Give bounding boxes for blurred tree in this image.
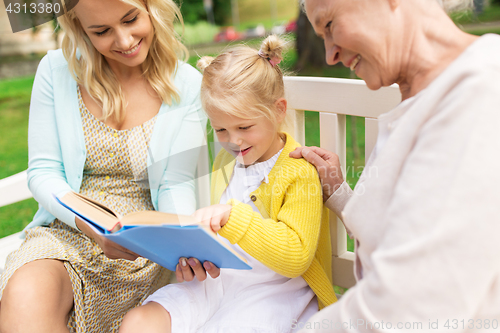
[176,0,232,25]
[295,9,325,70]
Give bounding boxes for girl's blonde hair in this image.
[197,35,291,132]
[58,0,188,122]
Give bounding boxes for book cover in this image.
[54,192,252,271]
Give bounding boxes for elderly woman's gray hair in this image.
[299,0,474,14]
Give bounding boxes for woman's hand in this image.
[175,257,220,282]
[75,216,139,261]
[192,204,232,233]
[289,146,344,200]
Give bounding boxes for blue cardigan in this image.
[25,49,206,232]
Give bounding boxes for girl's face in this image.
[305,0,402,90]
[209,102,286,166]
[74,0,154,70]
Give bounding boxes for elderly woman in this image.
[0,0,214,332]
[290,0,500,331]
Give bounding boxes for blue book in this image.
[54,191,251,271]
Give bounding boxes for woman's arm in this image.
[155,68,207,216]
[26,55,78,228]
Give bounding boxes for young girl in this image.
[119,35,336,333]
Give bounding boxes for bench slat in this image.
[0,170,32,208]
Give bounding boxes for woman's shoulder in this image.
[454,34,500,81]
[173,61,202,88]
[40,49,69,71]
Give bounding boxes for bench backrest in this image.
[0,76,402,289]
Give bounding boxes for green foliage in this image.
[175,22,220,45]
[452,3,500,24]
[175,0,231,25]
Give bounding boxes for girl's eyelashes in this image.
[94,15,138,36]
[214,126,252,132]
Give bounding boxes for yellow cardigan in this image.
[211,133,337,309]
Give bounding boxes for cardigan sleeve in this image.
[157,68,207,216]
[218,164,323,278]
[26,55,78,229]
[325,181,354,237]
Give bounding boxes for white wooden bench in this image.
[0,76,401,289]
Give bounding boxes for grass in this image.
[0,76,38,238]
[467,26,500,35]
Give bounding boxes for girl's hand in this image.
[75,216,140,261]
[175,258,220,282]
[192,204,232,233]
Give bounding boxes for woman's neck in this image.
[397,2,479,100]
[105,57,144,82]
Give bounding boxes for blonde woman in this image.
[0,0,211,331]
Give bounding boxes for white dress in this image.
[145,149,317,333]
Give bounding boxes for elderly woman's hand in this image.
[289,146,344,200]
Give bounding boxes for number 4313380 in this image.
[5,2,61,14]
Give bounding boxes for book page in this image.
[121,211,198,227]
[60,192,121,231]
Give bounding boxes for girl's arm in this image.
[198,163,324,278]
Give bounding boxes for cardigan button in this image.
[250,195,257,202]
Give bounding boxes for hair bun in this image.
[258,35,285,65]
[197,56,215,73]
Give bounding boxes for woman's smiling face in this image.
[305,0,401,90]
[74,0,154,70]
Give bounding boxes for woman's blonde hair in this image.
[58,0,188,122]
[197,35,291,132]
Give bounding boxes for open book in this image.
[54,191,251,271]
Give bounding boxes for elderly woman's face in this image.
[74,0,154,70]
[305,0,399,90]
